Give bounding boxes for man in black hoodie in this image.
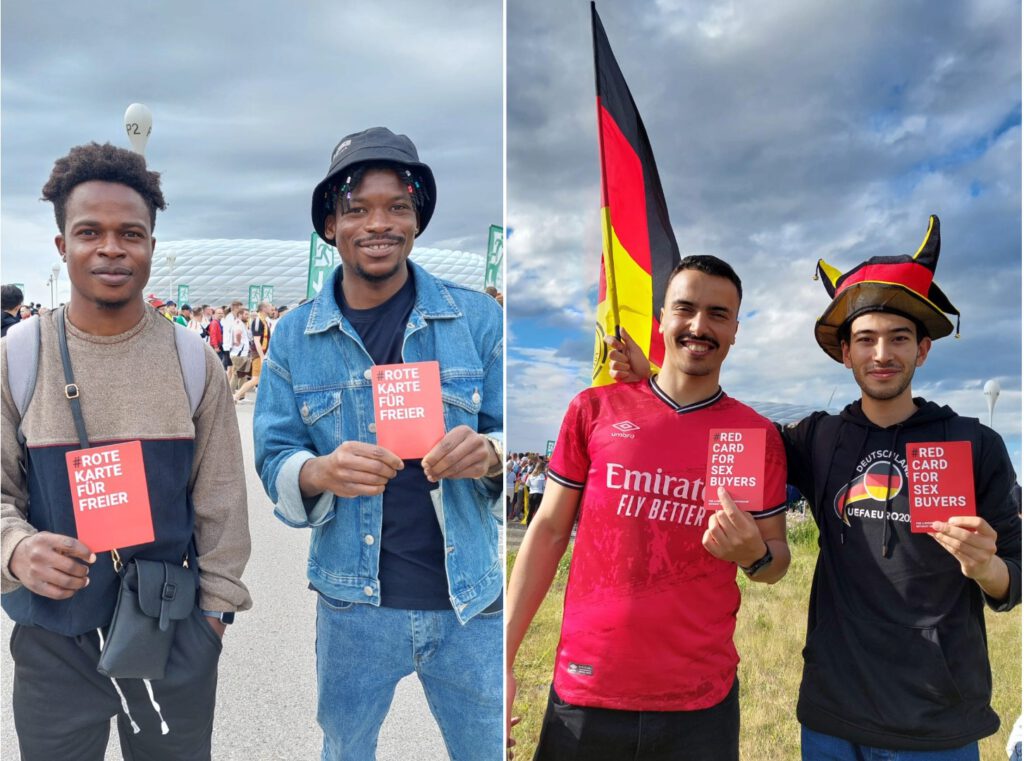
[607,215,1021,759]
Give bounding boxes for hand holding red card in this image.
[65,441,154,553]
[906,441,976,533]
[372,361,445,459]
[705,429,767,511]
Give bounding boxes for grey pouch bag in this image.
[97,558,194,680]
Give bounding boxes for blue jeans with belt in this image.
[315,595,502,761]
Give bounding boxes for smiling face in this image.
[57,180,154,316]
[323,168,417,289]
[841,311,931,402]
[659,268,740,381]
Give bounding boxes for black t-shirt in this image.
[337,272,451,610]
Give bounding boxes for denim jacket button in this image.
[407,322,415,329]
[301,403,309,418]
[445,546,455,554]
[364,535,375,545]
[368,423,377,433]
[363,369,372,380]
[472,391,481,405]
[362,586,374,597]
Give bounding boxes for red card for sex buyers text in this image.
[371,361,445,459]
[705,428,768,511]
[906,440,976,533]
[65,441,154,553]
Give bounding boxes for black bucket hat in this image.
[310,127,437,245]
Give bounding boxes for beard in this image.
[353,259,405,283]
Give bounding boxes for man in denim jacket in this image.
[254,127,503,761]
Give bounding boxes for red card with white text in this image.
[372,361,445,459]
[65,441,154,552]
[906,441,976,533]
[705,428,768,511]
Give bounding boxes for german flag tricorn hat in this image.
[814,214,960,362]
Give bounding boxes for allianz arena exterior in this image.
[145,239,498,307]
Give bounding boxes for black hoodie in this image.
[782,399,1021,750]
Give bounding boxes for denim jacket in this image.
[254,261,503,623]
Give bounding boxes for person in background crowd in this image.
[1,285,24,338]
[208,306,227,371]
[228,307,251,394]
[233,302,271,404]
[526,462,547,527]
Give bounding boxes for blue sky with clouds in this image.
[507,0,1021,471]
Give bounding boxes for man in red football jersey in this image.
[506,255,790,760]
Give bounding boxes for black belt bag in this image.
[97,556,194,680]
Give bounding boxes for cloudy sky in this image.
[507,0,1022,469]
[2,0,502,301]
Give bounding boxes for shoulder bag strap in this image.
[54,305,90,450]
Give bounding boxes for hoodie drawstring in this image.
[880,424,902,558]
[95,628,169,735]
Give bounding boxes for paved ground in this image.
[1,399,447,760]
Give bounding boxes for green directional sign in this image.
[261,285,274,304]
[248,285,261,311]
[177,284,189,305]
[307,233,337,298]
[545,440,556,458]
[485,224,503,289]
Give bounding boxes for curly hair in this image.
[41,142,167,232]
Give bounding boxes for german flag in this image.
[591,2,681,386]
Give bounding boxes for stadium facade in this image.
[145,239,497,308]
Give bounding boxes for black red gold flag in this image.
[591,1,681,385]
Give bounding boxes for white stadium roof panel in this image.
[147,239,496,307]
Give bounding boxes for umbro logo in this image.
[610,420,639,439]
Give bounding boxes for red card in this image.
[372,361,445,459]
[906,441,976,533]
[65,441,154,553]
[705,428,768,511]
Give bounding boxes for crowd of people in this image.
[141,296,287,403]
[506,453,548,525]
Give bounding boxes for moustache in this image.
[677,332,720,349]
[357,234,405,246]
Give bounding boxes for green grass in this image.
[508,518,1021,760]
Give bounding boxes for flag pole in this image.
[591,1,621,340]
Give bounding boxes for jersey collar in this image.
[648,375,724,414]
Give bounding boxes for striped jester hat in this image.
[814,215,960,362]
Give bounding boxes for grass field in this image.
[508,517,1021,760]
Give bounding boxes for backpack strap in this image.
[172,322,207,418]
[4,316,42,442]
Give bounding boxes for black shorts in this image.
[533,678,739,761]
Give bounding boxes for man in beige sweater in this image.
[0,142,251,761]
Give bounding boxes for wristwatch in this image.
[482,435,504,479]
[201,610,235,625]
[739,545,773,577]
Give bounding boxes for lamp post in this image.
[45,274,54,308]
[51,263,61,308]
[166,254,177,303]
[983,379,1001,429]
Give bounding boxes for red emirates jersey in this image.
[548,378,787,711]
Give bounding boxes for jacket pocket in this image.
[441,374,483,420]
[802,612,962,733]
[296,388,343,444]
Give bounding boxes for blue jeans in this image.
[801,726,979,761]
[315,595,502,760]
